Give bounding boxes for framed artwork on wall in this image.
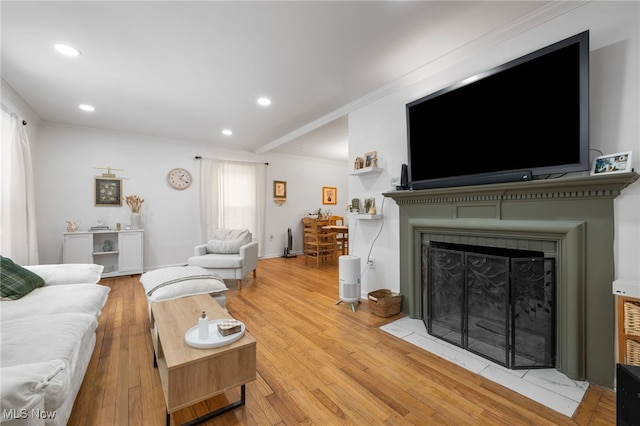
[274,180,287,199]
[591,151,633,175]
[322,186,337,205]
[95,178,122,206]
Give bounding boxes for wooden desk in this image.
[151,294,256,425]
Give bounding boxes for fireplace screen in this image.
[424,242,555,369]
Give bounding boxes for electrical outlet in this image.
[367,257,375,268]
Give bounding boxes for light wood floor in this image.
[68,256,616,425]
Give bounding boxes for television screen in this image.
[407,31,589,190]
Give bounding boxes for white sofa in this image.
[0,260,109,426]
[187,229,258,290]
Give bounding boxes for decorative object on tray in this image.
[217,319,243,336]
[184,319,246,349]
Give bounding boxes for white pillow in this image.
[206,238,246,254]
[140,266,228,302]
[23,264,104,285]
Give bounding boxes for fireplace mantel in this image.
[384,172,638,388]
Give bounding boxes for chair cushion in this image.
[206,238,247,254]
[140,266,228,302]
[0,256,45,300]
[188,254,243,269]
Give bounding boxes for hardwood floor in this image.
[68,256,616,425]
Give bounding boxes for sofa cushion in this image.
[0,360,67,413]
[1,284,110,322]
[140,266,228,302]
[0,256,45,300]
[206,238,246,254]
[211,229,251,243]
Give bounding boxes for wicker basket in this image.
[624,301,640,337]
[368,290,402,318]
[626,339,640,366]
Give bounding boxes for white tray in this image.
[184,319,245,349]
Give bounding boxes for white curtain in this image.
[1,104,39,264]
[198,158,266,256]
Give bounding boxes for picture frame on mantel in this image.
[322,186,337,205]
[591,151,633,175]
[95,178,122,206]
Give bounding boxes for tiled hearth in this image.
[381,316,588,417]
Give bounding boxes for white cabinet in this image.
[63,230,144,277]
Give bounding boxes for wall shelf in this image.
[348,166,383,176]
[349,214,382,220]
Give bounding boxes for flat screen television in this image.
[406,30,589,190]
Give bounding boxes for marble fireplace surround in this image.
[384,172,638,388]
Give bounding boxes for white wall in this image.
[348,1,640,296]
[32,122,347,268]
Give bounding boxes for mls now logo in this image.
[3,409,57,420]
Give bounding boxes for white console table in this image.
[63,230,144,277]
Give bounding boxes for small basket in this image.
[626,339,640,366]
[368,289,402,318]
[624,301,640,337]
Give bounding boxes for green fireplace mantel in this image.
[383,172,638,388]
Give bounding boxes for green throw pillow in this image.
[1,256,45,300]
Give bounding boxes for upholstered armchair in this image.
[187,229,258,290]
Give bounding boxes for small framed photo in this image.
[364,197,375,214]
[273,180,286,199]
[591,151,633,175]
[322,186,337,205]
[95,178,122,206]
[364,151,377,168]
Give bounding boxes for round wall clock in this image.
[168,168,192,190]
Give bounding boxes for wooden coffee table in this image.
[150,294,256,425]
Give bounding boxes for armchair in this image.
[187,229,258,290]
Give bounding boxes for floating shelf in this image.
[349,214,382,220]
[348,166,383,176]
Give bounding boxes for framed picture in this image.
[364,197,375,214]
[273,180,286,199]
[364,151,377,168]
[322,186,337,205]
[591,151,633,175]
[95,178,122,206]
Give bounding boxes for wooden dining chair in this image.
[302,217,338,267]
[329,215,348,255]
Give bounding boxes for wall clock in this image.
[168,168,192,190]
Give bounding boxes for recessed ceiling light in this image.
[257,97,271,107]
[222,129,233,136]
[54,43,81,57]
[79,104,95,112]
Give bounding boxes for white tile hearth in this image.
[380,316,589,417]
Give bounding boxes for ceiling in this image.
[1,1,547,162]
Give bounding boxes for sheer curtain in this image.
[198,159,266,256]
[1,104,39,264]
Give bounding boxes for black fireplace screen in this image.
[423,242,555,369]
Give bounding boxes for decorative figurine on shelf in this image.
[102,240,112,252]
[354,157,364,169]
[66,220,80,232]
[371,155,378,168]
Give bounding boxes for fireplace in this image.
[384,172,638,388]
[425,241,555,369]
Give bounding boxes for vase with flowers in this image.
[123,195,144,229]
